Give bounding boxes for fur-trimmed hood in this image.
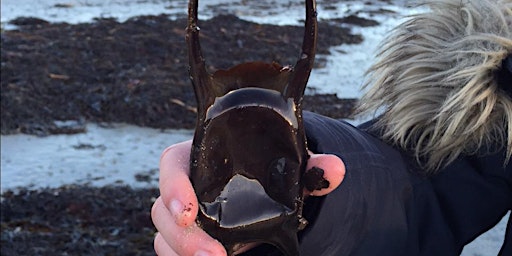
[357,0,512,172]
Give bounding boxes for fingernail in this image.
[194,250,211,256]
[170,199,183,216]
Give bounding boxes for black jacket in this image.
[244,111,511,255]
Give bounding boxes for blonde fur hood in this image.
[357,0,512,172]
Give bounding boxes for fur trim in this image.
[357,0,512,172]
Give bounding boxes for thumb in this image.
[304,153,345,196]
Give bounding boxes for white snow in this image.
[0,0,507,255]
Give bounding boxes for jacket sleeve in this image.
[242,112,511,255]
[297,112,457,255]
[302,112,511,255]
[429,147,512,255]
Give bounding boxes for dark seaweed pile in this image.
[1,14,364,136]
[1,186,157,255]
[1,12,378,255]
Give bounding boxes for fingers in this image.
[159,140,198,227]
[152,197,227,256]
[154,141,227,255]
[154,232,178,256]
[305,153,345,196]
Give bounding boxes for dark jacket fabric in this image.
[243,111,511,255]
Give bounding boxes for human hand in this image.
[151,140,345,256]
